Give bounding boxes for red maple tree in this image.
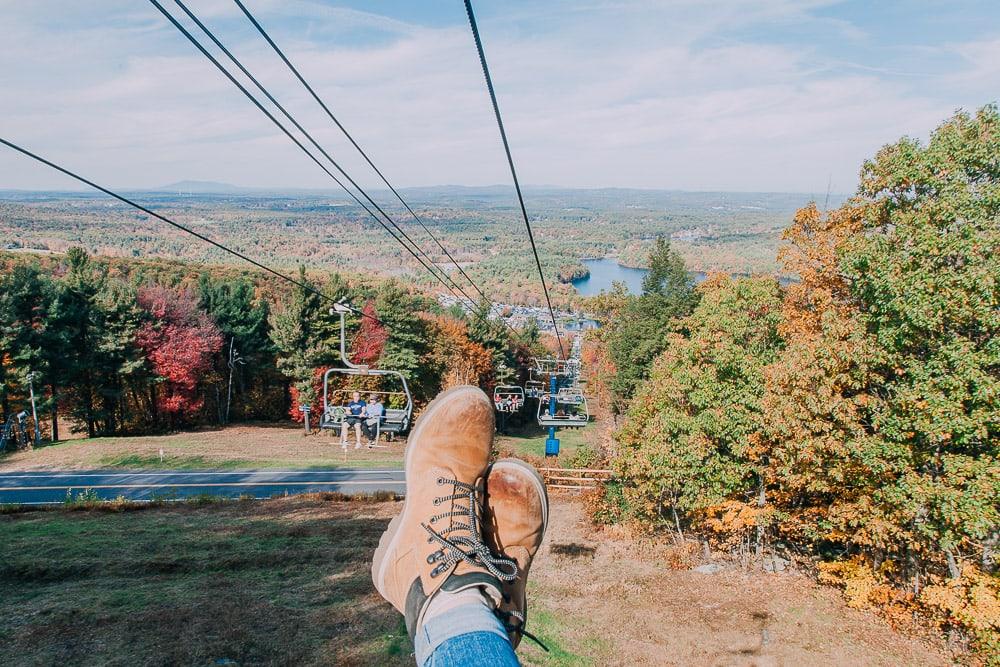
[136,286,223,422]
[350,300,387,366]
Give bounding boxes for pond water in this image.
[570,258,649,296]
[571,257,794,296]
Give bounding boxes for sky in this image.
[0,0,998,194]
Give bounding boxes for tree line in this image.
[590,105,999,656]
[0,250,536,440]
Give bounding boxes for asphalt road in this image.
[0,469,406,505]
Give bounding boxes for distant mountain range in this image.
[0,180,848,213]
[152,180,259,194]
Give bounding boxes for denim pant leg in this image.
[414,602,519,667]
[427,632,520,667]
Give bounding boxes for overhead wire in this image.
[161,0,522,339]
[148,0,481,316]
[0,137,384,326]
[462,0,566,358]
[230,0,492,307]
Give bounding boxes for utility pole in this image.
[224,339,244,425]
[27,371,41,446]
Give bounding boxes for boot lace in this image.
[495,606,549,652]
[422,477,519,582]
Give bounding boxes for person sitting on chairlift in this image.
[343,391,366,450]
[363,393,384,447]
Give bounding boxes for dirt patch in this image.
[519,496,953,667]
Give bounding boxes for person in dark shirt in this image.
[342,391,366,450]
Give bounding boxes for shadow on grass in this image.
[0,500,412,666]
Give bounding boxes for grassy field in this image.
[0,424,407,471]
[0,494,953,667]
[0,494,597,666]
[494,423,598,465]
[0,422,601,472]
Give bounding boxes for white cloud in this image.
[0,0,997,193]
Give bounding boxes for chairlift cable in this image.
[230,0,495,309]
[169,0,473,311]
[462,0,566,358]
[150,0,480,315]
[0,137,385,327]
[162,0,522,339]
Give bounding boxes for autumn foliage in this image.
[136,287,222,422]
[607,105,1000,658]
[424,315,495,390]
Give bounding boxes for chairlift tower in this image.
[545,373,559,456]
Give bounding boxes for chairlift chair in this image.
[524,379,545,399]
[320,304,413,442]
[536,390,589,429]
[555,386,585,405]
[533,357,575,377]
[493,385,525,413]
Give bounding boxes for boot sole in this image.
[371,385,492,602]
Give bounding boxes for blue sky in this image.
[0,0,997,193]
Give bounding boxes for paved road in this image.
[0,469,406,505]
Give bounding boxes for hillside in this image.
[0,188,826,306]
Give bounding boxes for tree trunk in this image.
[49,384,59,442]
[84,388,96,438]
[756,477,766,557]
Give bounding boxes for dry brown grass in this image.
[0,494,411,666]
[0,492,955,667]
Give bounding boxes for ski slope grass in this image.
[0,494,952,666]
[0,424,406,471]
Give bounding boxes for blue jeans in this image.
[415,603,520,667]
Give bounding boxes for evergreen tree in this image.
[605,237,698,407]
[57,248,104,437]
[467,298,511,372]
[268,267,335,408]
[91,281,145,434]
[198,274,274,422]
[373,280,436,400]
[56,249,145,435]
[0,264,58,438]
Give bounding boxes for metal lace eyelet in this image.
[433,498,441,506]
[430,566,441,578]
[437,477,445,484]
[426,553,437,564]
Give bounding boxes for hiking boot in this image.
[485,458,549,648]
[371,386,518,640]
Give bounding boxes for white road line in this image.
[0,480,407,491]
[0,470,404,479]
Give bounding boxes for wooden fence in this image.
[538,467,612,491]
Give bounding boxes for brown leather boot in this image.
[371,385,518,640]
[484,458,549,648]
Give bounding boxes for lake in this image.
[571,257,795,296]
[570,258,649,296]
